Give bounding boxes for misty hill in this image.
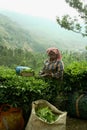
[0,14,33,50]
[0,13,49,52]
[0,10,87,52]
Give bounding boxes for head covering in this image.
[46,47,62,60]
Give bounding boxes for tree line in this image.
[0,46,87,72]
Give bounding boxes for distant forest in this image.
[0,46,87,73]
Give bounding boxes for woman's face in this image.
[48,51,57,60]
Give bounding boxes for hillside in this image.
[0,13,48,52]
[0,14,31,50]
[0,10,87,52]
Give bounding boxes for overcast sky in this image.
[0,0,79,21]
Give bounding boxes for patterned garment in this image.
[41,59,64,79]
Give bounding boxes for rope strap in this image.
[76,94,84,118]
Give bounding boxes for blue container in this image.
[16,66,30,75]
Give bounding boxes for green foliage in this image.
[36,107,58,123]
[0,67,50,104]
[0,51,87,122]
[0,66,50,124]
[0,14,49,52]
[62,50,87,68]
[0,14,33,49]
[56,0,87,36]
[20,68,35,77]
[63,61,87,93]
[0,46,87,73]
[0,46,46,73]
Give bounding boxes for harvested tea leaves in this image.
[21,68,34,73]
[36,107,59,123]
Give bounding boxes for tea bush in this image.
[0,62,87,123]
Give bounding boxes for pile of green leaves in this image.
[20,68,34,73]
[36,107,58,123]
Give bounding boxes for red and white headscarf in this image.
[46,47,62,60]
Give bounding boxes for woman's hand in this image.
[40,73,52,77]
